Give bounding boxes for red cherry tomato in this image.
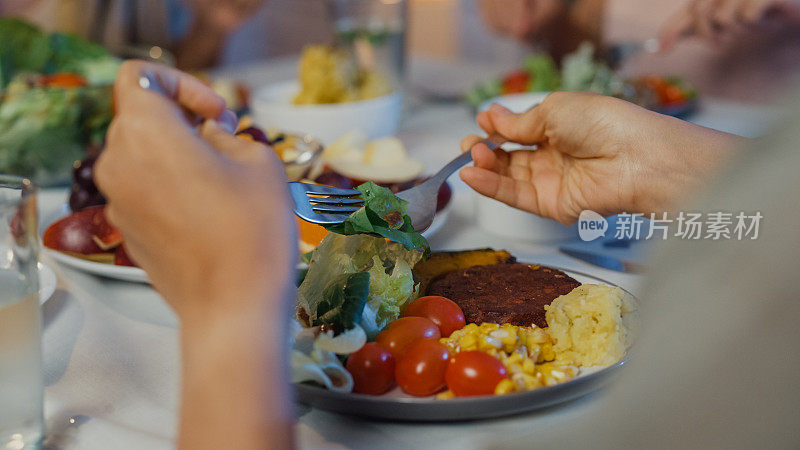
[660,84,687,106]
[502,70,530,94]
[445,351,508,397]
[402,296,466,337]
[42,73,88,88]
[395,340,451,396]
[346,343,395,395]
[375,317,441,360]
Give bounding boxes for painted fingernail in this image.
[217,109,238,134]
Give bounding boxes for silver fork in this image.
[290,138,502,232]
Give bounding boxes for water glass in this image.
[0,175,43,449]
[329,0,408,87]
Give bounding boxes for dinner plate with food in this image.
[466,42,697,118]
[290,182,637,421]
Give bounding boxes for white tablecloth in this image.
[38,57,778,449]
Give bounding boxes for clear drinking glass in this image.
[329,0,408,87]
[0,175,43,449]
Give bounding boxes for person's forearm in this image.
[630,114,746,214]
[178,291,294,449]
[175,20,229,70]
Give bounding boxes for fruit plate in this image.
[294,266,631,422]
[41,194,451,284]
[45,248,149,283]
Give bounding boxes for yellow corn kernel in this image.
[540,344,555,362]
[506,363,523,375]
[459,334,478,350]
[522,373,541,390]
[511,373,527,390]
[522,359,536,375]
[436,390,455,400]
[478,335,502,351]
[505,352,522,365]
[494,379,515,395]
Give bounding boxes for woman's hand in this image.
[460,92,743,224]
[659,0,800,51]
[95,60,295,449]
[95,60,296,320]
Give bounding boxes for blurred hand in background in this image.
[476,0,604,61]
[659,0,800,51]
[477,0,565,42]
[179,0,269,69]
[187,0,268,36]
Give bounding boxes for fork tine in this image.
[305,186,361,197]
[290,182,364,227]
[289,181,361,197]
[308,197,364,206]
[312,206,362,214]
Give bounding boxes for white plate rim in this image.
[38,262,57,304]
[44,248,150,283]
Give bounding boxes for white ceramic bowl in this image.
[474,194,575,242]
[475,91,576,242]
[251,81,403,145]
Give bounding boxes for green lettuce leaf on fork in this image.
[324,181,429,253]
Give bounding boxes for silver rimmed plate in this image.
[294,266,633,421]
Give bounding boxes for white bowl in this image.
[251,81,403,145]
[474,194,575,242]
[476,91,575,242]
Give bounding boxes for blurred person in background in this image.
[478,0,800,102]
[0,0,268,69]
[95,59,800,447]
[477,0,604,61]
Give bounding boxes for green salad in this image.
[297,182,428,338]
[0,18,120,185]
[465,42,625,109]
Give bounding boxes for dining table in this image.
[36,56,780,449]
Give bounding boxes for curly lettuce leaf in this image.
[297,233,424,338]
[49,32,120,84]
[0,83,113,183]
[312,272,370,332]
[361,255,418,337]
[324,181,429,252]
[561,42,624,96]
[0,19,51,88]
[523,53,561,91]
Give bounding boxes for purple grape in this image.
[69,184,106,212]
[313,171,353,189]
[73,157,98,189]
[236,127,269,144]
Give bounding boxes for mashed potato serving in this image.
[293,45,392,105]
[545,284,638,367]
